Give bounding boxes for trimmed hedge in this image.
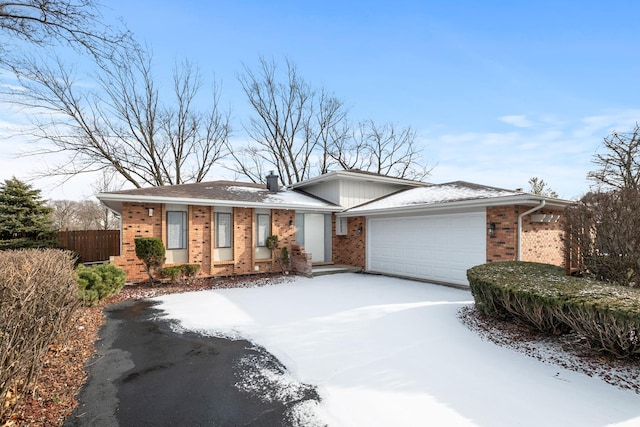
[467,261,640,357]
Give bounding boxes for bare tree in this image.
[6,46,231,187]
[329,120,431,181]
[0,0,128,54]
[91,169,121,229]
[528,177,558,198]
[588,123,640,191]
[234,56,431,184]
[49,199,78,230]
[233,56,348,185]
[49,198,118,230]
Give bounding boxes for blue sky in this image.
[2,0,640,200]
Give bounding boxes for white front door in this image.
[304,214,326,263]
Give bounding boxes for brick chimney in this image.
[266,171,279,192]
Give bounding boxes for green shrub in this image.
[266,234,290,273]
[467,261,640,357]
[161,264,201,284]
[76,263,126,306]
[134,237,165,282]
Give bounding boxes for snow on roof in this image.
[97,180,340,214]
[264,187,337,207]
[348,181,520,212]
[226,185,264,193]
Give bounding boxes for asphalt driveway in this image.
[64,300,320,427]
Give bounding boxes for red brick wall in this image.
[188,205,211,276]
[112,202,163,282]
[332,215,366,268]
[486,206,519,263]
[521,209,565,266]
[486,206,565,267]
[231,207,254,275]
[116,204,298,282]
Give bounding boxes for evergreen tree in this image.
[0,177,55,249]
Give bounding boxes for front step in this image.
[311,265,362,277]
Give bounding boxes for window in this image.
[295,213,305,246]
[166,211,187,249]
[256,213,270,247]
[215,212,232,248]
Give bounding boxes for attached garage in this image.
[367,210,486,286]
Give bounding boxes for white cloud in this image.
[422,110,640,199]
[499,114,532,128]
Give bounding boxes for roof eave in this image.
[338,195,574,217]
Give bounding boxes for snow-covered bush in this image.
[467,261,640,357]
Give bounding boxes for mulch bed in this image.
[4,277,639,426]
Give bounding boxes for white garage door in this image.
[367,211,486,286]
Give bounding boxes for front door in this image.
[296,213,330,263]
[304,214,325,263]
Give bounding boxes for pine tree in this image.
[0,177,55,249]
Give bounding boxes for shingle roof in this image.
[98,180,341,214]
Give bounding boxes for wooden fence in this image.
[56,230,120,263]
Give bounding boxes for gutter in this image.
[517,200,545,261]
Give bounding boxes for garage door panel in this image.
[367,211,486,286]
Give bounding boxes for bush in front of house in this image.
[76,263,126,306]
[563,189,640,286]
[134,237,166,282]
[0,249,79,423]
[161,264,201,284]
[467,261,640,357]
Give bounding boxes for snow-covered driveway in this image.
[154,273,640,426]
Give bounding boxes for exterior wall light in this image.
[488,222,496,237]
[357,226,363,235]
[289,219,294,228]
[148,208,154,217]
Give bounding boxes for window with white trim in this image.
[166,211,187,249]
[215,212,232,248]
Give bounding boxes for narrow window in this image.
[166,211,187,249]
[215,212,232,248]
[256,213,270,247]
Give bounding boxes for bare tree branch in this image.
[233,56,347,185]
[0,0,130,64]
[4,46,230,187]
[233,56,431,183]
[588,123,640,191]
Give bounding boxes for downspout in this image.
[517,200,545,261]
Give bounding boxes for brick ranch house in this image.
[97,170,574,287]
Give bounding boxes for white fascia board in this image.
[96,193,343,214]
[337,195,574,217]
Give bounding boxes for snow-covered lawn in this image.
[154,273,640,426]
